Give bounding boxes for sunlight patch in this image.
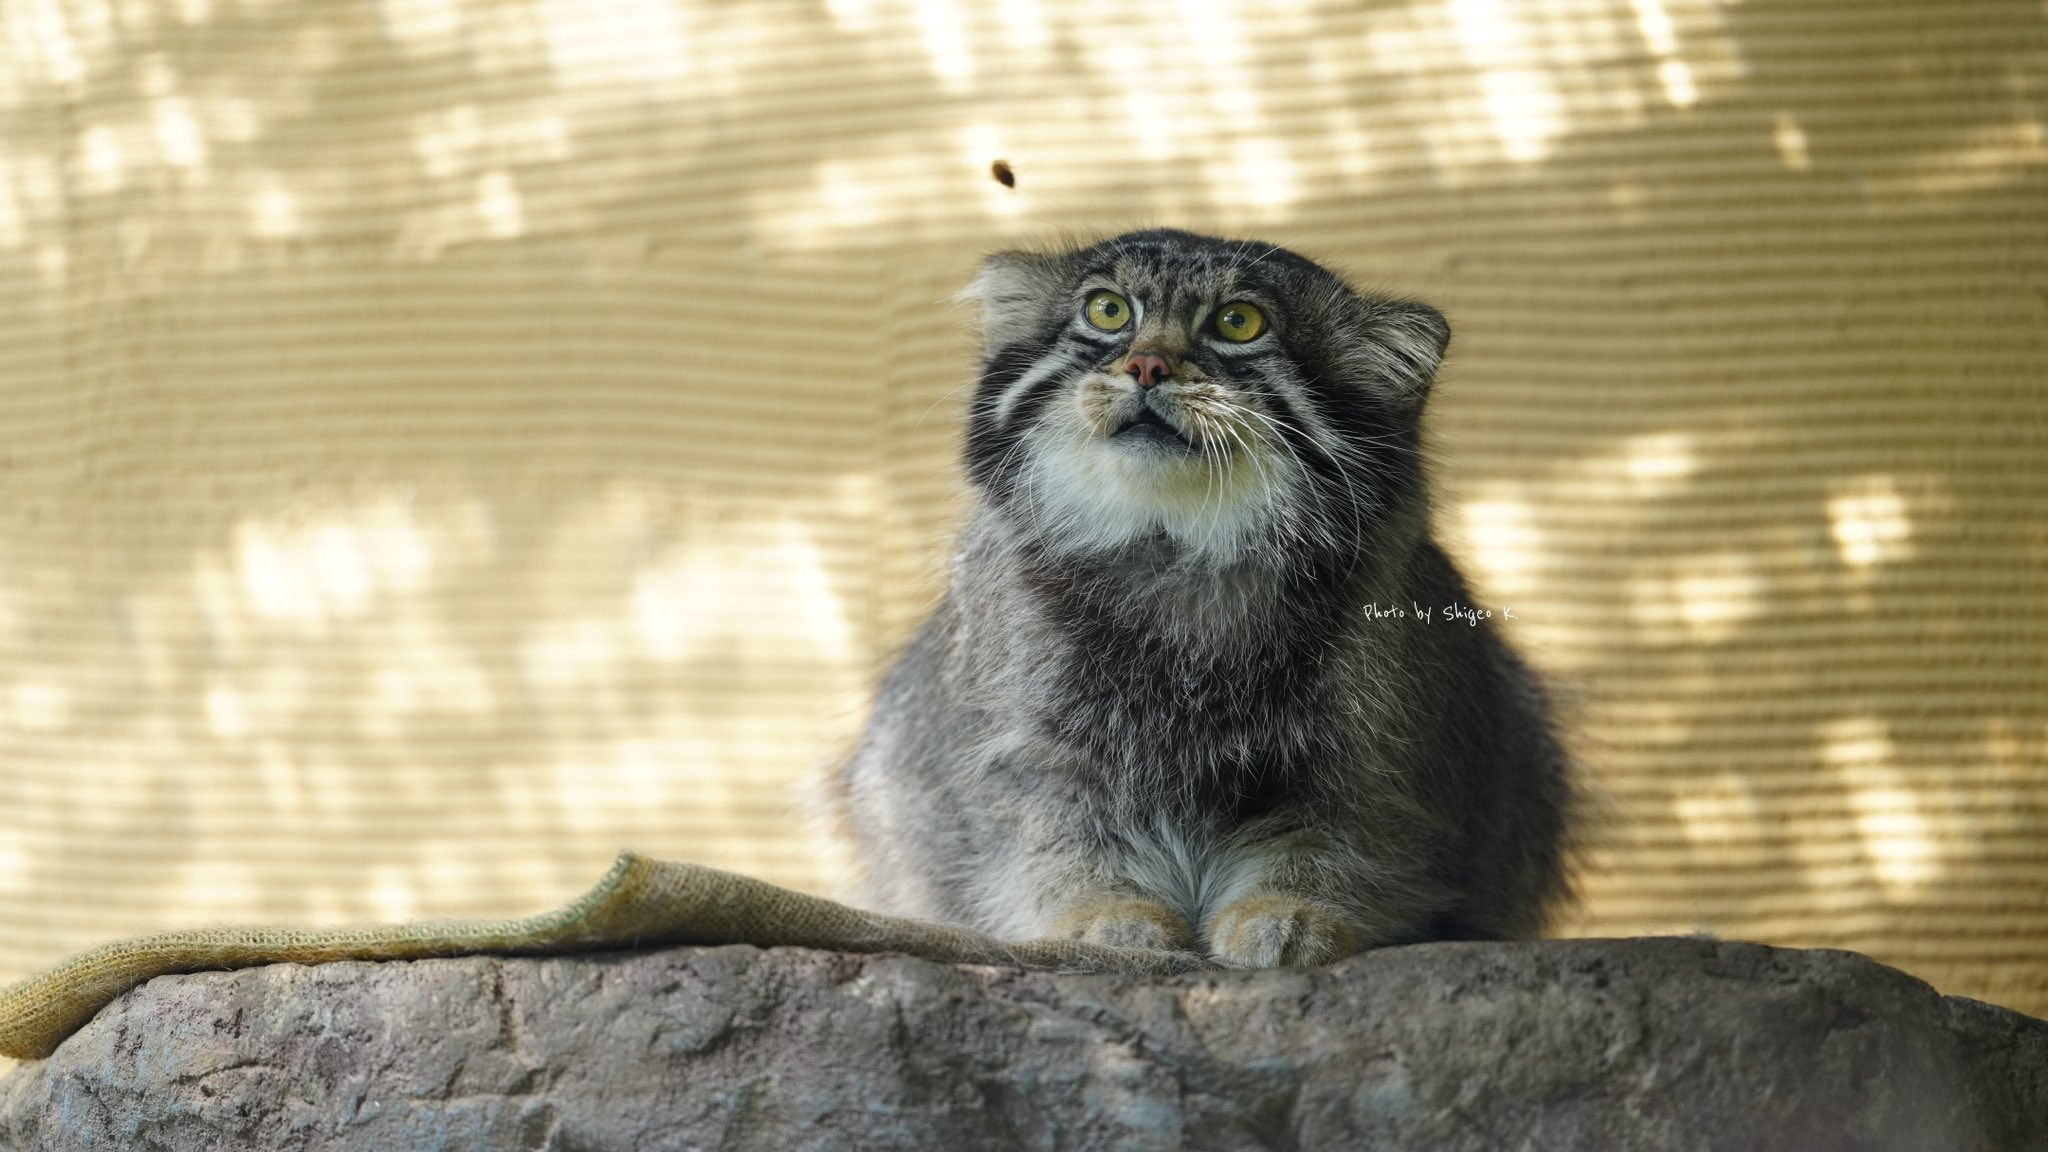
[1828,477,1912,569]
[1824,716,1938,897]
[537,0,691,88]
[1460,496,1543,595]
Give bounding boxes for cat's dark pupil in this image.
[1222,309,1243,328]
[1103,300,1121,317]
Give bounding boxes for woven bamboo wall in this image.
[1,0,2043,1064]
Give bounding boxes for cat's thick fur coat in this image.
[836,230,1569,966]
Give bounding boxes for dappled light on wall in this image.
[1824,715,1941,900]
[1828,476,1914,571]
[0,0,1784,266]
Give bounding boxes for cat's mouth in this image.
[1112,406,1193,450]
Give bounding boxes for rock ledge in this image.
[2,938,2042,1151]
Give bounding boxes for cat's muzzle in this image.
[1112,396,1194,451]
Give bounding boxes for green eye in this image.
[1085,291,1133,332]
[1213,302,1266,342]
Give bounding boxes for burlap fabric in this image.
[0,852,1197,1061]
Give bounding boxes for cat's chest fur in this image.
[959,543,1397,814]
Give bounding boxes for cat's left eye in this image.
[1085,291,1133,332]
[1213,303,1266,343]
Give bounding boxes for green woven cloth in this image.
[0,852,1200,1061]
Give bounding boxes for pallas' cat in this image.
[835,230,1569,966]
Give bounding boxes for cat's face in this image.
[962,230,1449,563]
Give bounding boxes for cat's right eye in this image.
[1084,291,1133,332]
[1212,302,1266,343]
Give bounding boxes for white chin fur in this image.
[1019,426,1295,564]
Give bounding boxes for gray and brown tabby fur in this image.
[835,229,1569,966]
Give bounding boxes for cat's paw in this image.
[1053,897,1195,951]
[1205,895,1360,968]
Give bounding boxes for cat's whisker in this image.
[1236,405,1368,547]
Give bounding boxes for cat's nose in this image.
[1124,349,1175,389]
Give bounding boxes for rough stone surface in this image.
[1,938,2042,1151]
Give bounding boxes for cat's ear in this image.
[959,249,1068,351]
[1352,296,1450,407]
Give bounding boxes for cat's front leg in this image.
[1202,827,1418,968]
[1052,893,1195,951]
[1204,894,1360,967]
[975,799,1196,952]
